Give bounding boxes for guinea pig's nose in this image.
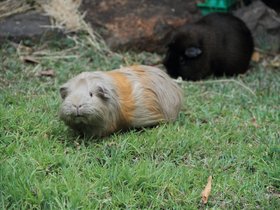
[73,104,84,116]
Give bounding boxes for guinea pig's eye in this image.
[89,92,93,97]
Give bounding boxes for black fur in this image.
[163,13,254,81]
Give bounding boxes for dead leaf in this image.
[74,141,81,150]
[107,141,118,147]
[201,176,212,204]
[267,186,280,198]
[20,55,40,64]
[251,51,261,62]
[36,69,55,77]
[18,46,33,54]
[270,56,280,68]
[13,42,33,55]
[251,117,260,128]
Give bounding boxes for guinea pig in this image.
[163,12,254,81]
[59,65,183,137]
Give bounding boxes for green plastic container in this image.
[197,0,237,15]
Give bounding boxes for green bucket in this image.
[197,0,237,15]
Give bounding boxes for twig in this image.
[186,79,256,96]
[38,55,79,60]
[255,48,279,57]
[0,0,33,20]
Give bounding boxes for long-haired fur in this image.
[59,65,183,137]
[163,13,254,81]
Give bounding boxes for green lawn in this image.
[0,37,279,209]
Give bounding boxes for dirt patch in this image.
[81,0,200,52]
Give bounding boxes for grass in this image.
[0,36,279,209]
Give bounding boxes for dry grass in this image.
[40,0,84,33]
[0,0,111,54]
[0,0,33,19]
[40,0,111,53]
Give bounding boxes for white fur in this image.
[59,65,183,137]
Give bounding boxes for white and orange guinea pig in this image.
[59,65,183,137]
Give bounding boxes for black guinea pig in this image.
[163,13,254,81]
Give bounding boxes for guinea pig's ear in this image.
[185,47,202,58]
[59,86,68,100]
[97,85,110,100]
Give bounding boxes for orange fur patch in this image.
[130,66,164,121]
[107,71,135,128]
